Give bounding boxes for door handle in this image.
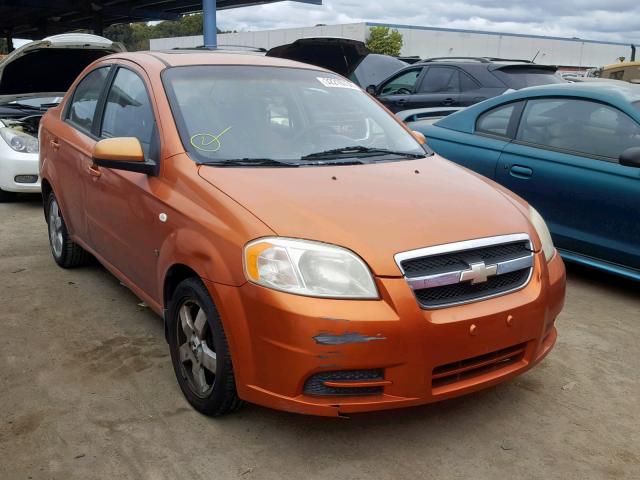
[396,99,408,105]
[50,139,60,150]
[510,165,533,179]
[87,165,102,179]
[442,98,456,106]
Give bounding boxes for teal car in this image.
[415,83,640,281]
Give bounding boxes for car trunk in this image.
[266,37,369,79]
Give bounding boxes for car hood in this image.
[0,33,124,95]
[266,37,369,78]
[198,156,536,277]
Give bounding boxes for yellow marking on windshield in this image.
[190,126,232,152]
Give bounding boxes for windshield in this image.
[162,65,426,165]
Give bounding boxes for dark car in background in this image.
[368,57,564,112]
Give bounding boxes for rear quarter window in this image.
[476,103,517,137]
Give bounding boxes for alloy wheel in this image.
[48,199,64,258]
[176,300,218,398]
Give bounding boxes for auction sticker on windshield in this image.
[316,77,360,90]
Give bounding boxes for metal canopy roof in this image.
[0,0,321,39]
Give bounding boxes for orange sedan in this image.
[39,51,565,417]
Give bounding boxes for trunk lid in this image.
[266,37,369,78]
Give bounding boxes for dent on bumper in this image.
[207,252,566,417]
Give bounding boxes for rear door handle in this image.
[396,99,408,105]
[50,139,60,150]
[442,98,456,106]
[510,165,533,179]
[87,165,102,178]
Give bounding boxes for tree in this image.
[365,26,403,57]
[104,13,226,51]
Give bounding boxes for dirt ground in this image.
[1,196,639,480]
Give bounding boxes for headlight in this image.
[0,127,39,153]
[529,206,555,261]
[244,237,378,299]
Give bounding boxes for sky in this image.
[216,0,640,44]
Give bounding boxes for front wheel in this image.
[46,192,90,268]
[168,277,243,416]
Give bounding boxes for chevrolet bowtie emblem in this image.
[460,262,498,284]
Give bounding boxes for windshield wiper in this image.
[302,146,426,161]
[199,158,299,167]
[1,102,45,110]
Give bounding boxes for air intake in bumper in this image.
[303,369,388,396]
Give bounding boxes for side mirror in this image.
[411,130,426,145]
[619,146,640,168]
[92,137,157,175]
[366,84,377,95]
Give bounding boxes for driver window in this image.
[517,98,640,159]
[101,68,155,157]
[380,69,422,95]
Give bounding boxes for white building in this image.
[150,22,637,68]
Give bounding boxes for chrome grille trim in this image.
[395,233,535,309]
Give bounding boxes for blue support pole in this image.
[203,0,217,49]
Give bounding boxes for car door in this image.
[457,70,490,107]
[427,101,521,179]
[411,66,462,108]
[376,67,425,112]
[85,64,168,297]
[52,65,112,240]
[496,97,640,270]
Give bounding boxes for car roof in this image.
[101,50,330,72]
[434,82,640,133]
[134,50,325,71]
[505,82,640,104]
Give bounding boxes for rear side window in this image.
[67,67,110,132]
[380,69,422,95]
[419,67,459,93]
[101,68,155,156]
[516,98,640,159]
[460,72,480,91]
[476,103,517,137]
[493,68,564,89]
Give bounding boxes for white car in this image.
[0,33,124,201]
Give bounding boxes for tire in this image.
[0,188,16,202]
[46,192,90,268]
[168,277,243,416]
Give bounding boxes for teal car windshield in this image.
[162,65,427,165]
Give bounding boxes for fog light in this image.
[14,175,38,184]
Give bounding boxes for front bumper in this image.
[0,145,40,193]
[207,251,565,417]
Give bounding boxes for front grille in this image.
[303,369,384,396]
[432,343,527,390]
[395,235,534,308]
[415,269,529,308]
[401,241,531,278]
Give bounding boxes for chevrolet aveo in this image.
[39,51,565,417]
